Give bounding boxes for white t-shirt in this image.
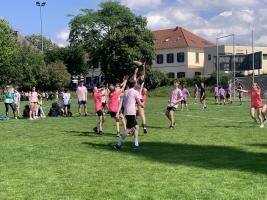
[63,92,71,105]
[13,92,21,105]
[123,88,140,116]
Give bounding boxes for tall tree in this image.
[68,1,155,82]
[25,34,58,52]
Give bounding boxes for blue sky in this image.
[2,0,267,46]
[0,0,103,46]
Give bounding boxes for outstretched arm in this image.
[120,75,129,92]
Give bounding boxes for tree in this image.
[68,1,155,82]
[25,34,58,52]
[38,61,71,91]
[44,46,89,76]
[0,19,20,84]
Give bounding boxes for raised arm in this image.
[120,75,129,92]
[133,67,138,81]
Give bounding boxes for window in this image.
[196,52,199,63]
[157,54,164,64]
[208,54,211,61]
[168,72,175,78]
[263,54,267,60]
[177,72,185,78]
[195,72,201,77]
[177,52,185,63]
[167,53,174,63]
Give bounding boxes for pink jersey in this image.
[123,88,140,116]
[168,88,183,108]
[182,88,189,101]
[76,86,88,101]
[93,90,102,112]
[30,91,38,103]
[218,88,225,96]
[248,89,262,108]
[108,89,121,113]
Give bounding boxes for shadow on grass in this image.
[83,141,267,174]
[64,130,117,137]
[248,144,267,148]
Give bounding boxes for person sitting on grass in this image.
[237,82,264,128]
[165,79,183,129]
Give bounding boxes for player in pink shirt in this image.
[181,85,190,111]
[29,86,38,120]
[262,90,267,124]
[108,75,128,137]
[238,82,264,128]
[237,83,244,105]
[76,81,88,116]
[218,87,226,105]
[93,86,105,134]
[114,79,143,150]
[166,80,183,128]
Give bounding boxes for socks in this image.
[118,129,130,146]
[134,126,139,146]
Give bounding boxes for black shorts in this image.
[220,96,225,100]
[215,96,218,100]
[102,102,107,108]
[96,110,104,116]
[226,94,230,99]
[126,115,137,129]
[166,106,176,113]
[109,112,116,118]
[181,100,187,104]
[64,104,70,109]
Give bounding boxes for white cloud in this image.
[120,0,162,10]
[54,29,69,47]
[255,35,267,46]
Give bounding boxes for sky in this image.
[1,0,267,46]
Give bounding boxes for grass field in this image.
[0,93,267,200]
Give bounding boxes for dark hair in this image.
[64,88,68,93]
[127,79,136,88]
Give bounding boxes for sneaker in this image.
[133,144,139,149]
[143,128,147,134]
[93,127,98,133]
[15,117,18,120]
[260,124,264,128]
[169,125,174,129]
[98,131,103,135]
[263,119,267,124]
[85,113,88,117]
[29,117,33,120]
[114,144,121,150]
[116,132,121,137]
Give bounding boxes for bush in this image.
[145,70,169,89]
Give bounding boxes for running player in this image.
[226,80,233,104]
[218,86,226,105]
[181,85,190,111]
[262,90,267,123]
[114,79,143,150]
[237,82,264,128]
[213,86,219,104]
[194,82,199,104]
[165,80,183,128]
[200,82,207,110]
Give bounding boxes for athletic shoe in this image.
[116,132,121,137]
[260,124,264,128]
[263,119,267,124]
[98,131,103,135]
[85,113,88,117]
[133,144,139,149]
[143,128,147,134]
[114,144,121,150]
[93,127,98,133]
[169,126,174,129]
[29,117,33,120]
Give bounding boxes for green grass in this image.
[0,95,267,200]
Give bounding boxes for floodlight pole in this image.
[36,1,46,52]
[216,38,219,89]
[252,29,255,83]
[233,34,236,100]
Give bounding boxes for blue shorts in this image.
[78,100,87,105]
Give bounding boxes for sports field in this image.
[0,94,266,199]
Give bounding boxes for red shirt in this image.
[93,90,102,112]
[248,89,262,108]
[108,89,121,113]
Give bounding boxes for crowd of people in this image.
[1,61,267,149]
